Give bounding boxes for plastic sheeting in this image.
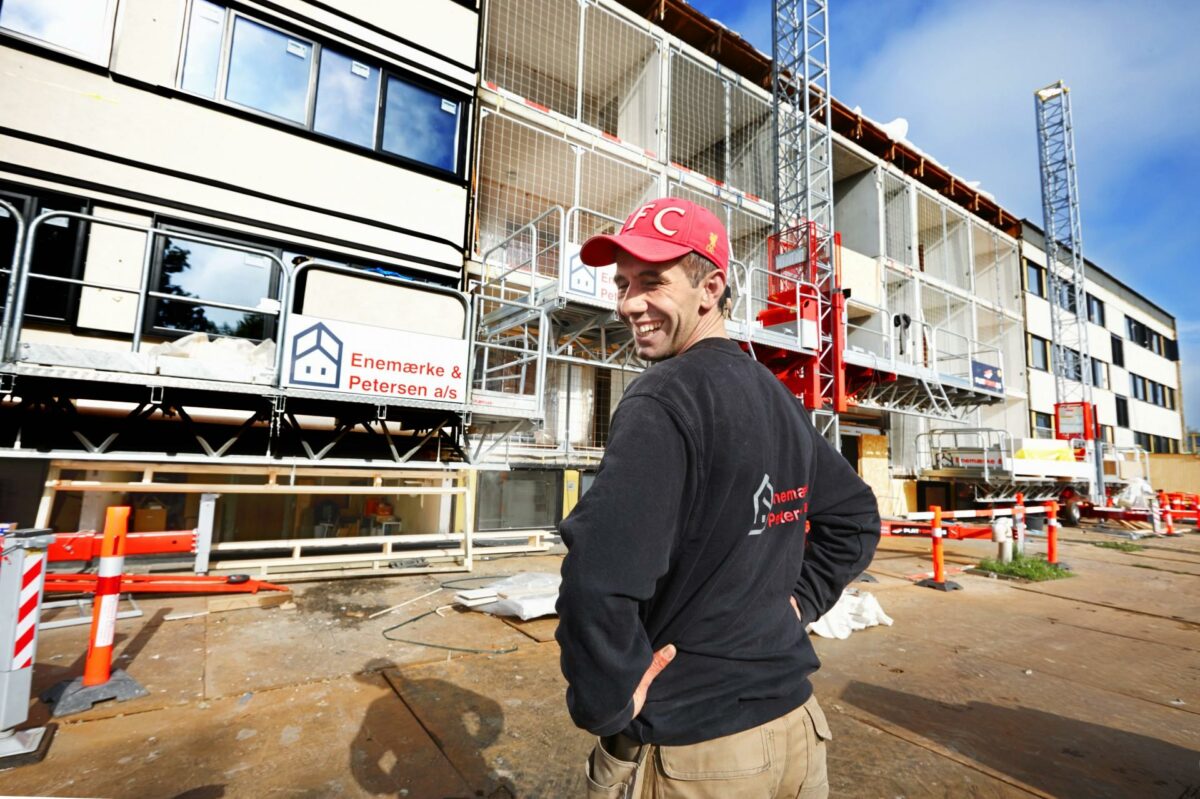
[807,588,894,640]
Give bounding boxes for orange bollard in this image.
[1046,501,1059,565]
[82,507,129,686]
[917,506,960,592]
[1164,505,1175,536]
[45,506,148,717]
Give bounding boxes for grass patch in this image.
[975,553,1073,582]
[1091,540,1145,553]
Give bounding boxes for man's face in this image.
[614,252,708,362]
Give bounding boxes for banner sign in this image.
[560,244,618,308]
[971,361,1004,393]
[283,314,468,403]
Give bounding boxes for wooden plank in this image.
[207,591,293,613]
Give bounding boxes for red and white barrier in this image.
[0,527,56,767]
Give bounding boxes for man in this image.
[555,197,881,797]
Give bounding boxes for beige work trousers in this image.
[585,694,832,799]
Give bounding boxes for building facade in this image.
[0,0,1185,542]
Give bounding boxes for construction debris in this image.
[454,573,560,620]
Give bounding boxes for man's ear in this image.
[698,268,727,312]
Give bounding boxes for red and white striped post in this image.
[45,507,148,717]
[83,506,129,686]
[0,527,56,767]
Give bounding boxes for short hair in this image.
[680,252,719,287]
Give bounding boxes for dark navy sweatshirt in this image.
[555,337,881,746]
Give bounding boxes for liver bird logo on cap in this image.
[706,232,718,255]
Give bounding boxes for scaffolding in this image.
[772,0,839,442]
[1035,80,1103,501]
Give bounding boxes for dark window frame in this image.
[1029,334,1049,371]
[177,2,472,181]
[0,184,90,329]
[1025,261,1045,298]
[1115,396,1129,428]
[1111,333,1124,367]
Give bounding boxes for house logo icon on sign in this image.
[290,322,343,388]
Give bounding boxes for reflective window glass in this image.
[225,17,312,123]
[181,0,226,98]
[154,236,274,338]
[0,0,111,60]
[314,48,380,148]
[382,76,461,172]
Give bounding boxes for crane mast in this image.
[1035,80,1104,501]
[772,0,841,444]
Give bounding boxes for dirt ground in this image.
[5,527,1199,798]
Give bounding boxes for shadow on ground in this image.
[353,659,516,799]
[842,681,1199,798]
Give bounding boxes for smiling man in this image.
[555,198,881,797]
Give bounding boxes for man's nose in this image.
[618,286,646,320]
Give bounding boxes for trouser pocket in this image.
[587,736,648,798]
[653,724,776,799]
[799,696,832,799]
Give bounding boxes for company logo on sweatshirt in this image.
[748,474,809,535]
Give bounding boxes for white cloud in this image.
[836,0,1200,222]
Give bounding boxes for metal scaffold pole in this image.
[1035,80,1103,501]
[773,0,840,446]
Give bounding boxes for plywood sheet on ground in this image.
[388,644,591,798]
[5,673,469,799]
[499,614,558,642]
[31,604,207,725]
[877,581,1200,713]
[810,625,1200,798]
[203,581,529,699]
[1013,558,1200,625]
[823,701,1037,798]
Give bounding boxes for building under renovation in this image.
[0,0,1184,568]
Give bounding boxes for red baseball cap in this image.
[579,197,729,273]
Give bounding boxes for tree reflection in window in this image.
[154,238,272,339]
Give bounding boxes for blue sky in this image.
[688,0,1200,431]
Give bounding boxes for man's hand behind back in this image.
[632,644,676,717]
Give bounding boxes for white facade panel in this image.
[0,51,467,267]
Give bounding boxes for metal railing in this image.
[2,211,291,371]
[916,427,1013,482]
[0,198,25,351]
[479,205,564,303]
[1,213,479,411]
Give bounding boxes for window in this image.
[1130,374,1146,401]
[1115,396,1129,428]
[1100,424,1114,444]
[1052,279,1077,314]
[181,0,225,96]
[1090,357,1108,390]
[1058,347,1082,382]
[1111,334,1124,367]
[1032,412,1054,440]
[314,49,380,148]
[1134,431,1151,451]
[1126,315,1150,348]
[179,4,468,176]
[0,184,88,325]
[1029,335,1049,371]
[0,0,115,62]
[1086,293,1105,326]
[382,76,463,173]
[151,231,279,339]
[1025,262,1045,298]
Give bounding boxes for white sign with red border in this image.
[283,314,468,404]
